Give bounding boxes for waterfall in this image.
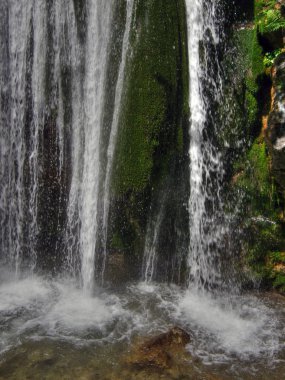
[65,0,114,293]
[0,0,132,292]
[142,200,165,283]
[185,0,225,289]
[0,1,46,275]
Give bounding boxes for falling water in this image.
[1,2,285,376]
[185,0,225,289]
[65,0,114,293]
[0,1,47,274]
[0,0,133,292]
[142,201,165,283]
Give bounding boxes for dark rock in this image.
[266,53,285,200]
[104,253,134,285]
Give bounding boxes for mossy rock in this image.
[113,0,188,194]
[232,136,285,287]
[109,0,189,263]
[232,27,264,138]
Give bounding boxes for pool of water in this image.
[0,271,285,379]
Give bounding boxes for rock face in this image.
[266,52,285,201]
[108,0,190,281]
[126,327,191,369]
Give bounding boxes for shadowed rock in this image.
[266,53,285,201]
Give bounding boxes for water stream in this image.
[186,0,226,290]
[64,0,114,292]
[0,1,285,379]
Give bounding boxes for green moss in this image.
[238,28,263,86]
[113,0,188,194]
[235,27,264,132]
[228,2,285,291]
[266,251,285,292]
[263,48,283,67]
[245,91,259,126]
[273,272,285,292]
[235,139,275,213]
[248,140,271,195]
[110,232,125,251]
[233,138,285,284]
[255,0,285,34]
[269,251,285,263]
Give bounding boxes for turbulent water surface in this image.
[0,272,285,379]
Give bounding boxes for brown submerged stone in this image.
[125,327,191,370]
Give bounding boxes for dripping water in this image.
[101,0,135,284]
[142,200,165,283]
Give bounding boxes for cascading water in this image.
[0,1,47,275]
[1,2,285,378]
[185,0,225,290]
[142,200,165,283]
[175,0,284,366]
[0,0,134,292]
[141,0,226,288]
[64,0,114,293]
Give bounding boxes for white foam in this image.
[0,277,284,363]
[176,289,280,361]
[41,282,123,334]
[0,277,50,313]
[274,136,285,151]
[0,275,126,348]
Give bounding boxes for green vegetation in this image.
[232,104,285,289]
[233,27,264,134]
[255,0,285,34]
[234,138,276,216]
[230,3,285,290]
[263,48,283,67]
[113,0,188,194]
[268,252,285,292]
[109,0,189,257]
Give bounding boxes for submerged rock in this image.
[120,327,223,380]
[125,327,191,369]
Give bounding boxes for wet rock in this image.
[120,327,224,380]
[266,52,285,200]
[125,327,191,369]
[104,253,132,285]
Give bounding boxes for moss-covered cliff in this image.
[230,0,285,293]
[106,0,285,289]
[108,0,189,278]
